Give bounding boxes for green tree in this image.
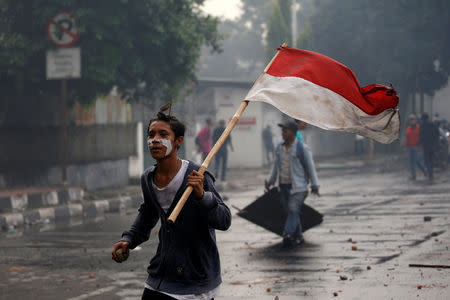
[298,0,449,114]
[0,0,223,124]
[265,0,292,62]
[197,0,273,80]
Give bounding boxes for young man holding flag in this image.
[265,120,320,247]
[112,111,231,299]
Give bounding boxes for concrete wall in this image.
[0,124,137,190]
[0,124,136,168]
[184,82,283,168]
[433,82,450,122]
[213,87,267,167]
[128,122,144,178]
[49,159,130,190]
[302,126,355,157]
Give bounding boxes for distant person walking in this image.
[420,113,439,182]
[196,118,213,160]
[212,119,234,181]
[262,125,274,165]
[265,120,320,248]
[405,114,426,180]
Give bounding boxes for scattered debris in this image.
[351,245,358,251]
[8,266,27,271]
[409,264,450,269]
[367,266,371,270]
[339,275,348,280]
[417,285,422,289]
[89,273,95,278]
[333,292,338,296]
[423,216,432,222]
[266,287,271,292]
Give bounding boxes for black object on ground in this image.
[409,264,450,269]
[237,187,323,236]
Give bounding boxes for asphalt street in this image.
[0,157,449,299]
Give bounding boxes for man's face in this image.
[147,121,178,159]
[281,127,296,142]
[409,118,417,126]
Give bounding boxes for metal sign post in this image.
[46,10,81,184]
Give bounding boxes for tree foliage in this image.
[197,0,272,80]
[265,0,292,62]
[297,0,450,110]
[0,0,223,108]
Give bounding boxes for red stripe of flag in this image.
[266,46,399,115]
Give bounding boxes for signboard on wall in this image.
[234,116,257,130]
[46,47,81,79]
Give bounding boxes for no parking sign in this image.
[46,10,80,48]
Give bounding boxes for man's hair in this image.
[147,112,186,139]
[421,113,429,121]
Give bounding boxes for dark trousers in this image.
[423,147,434,179]
[142,288,215,300]
[202,152,208,161]
[142,288,177,299]
[214,150,228,180]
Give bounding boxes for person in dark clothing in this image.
[420,113,439,182]
[112,111,231,299]
[212,119,233,181]
[262,125,274,165]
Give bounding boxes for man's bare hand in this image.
[112,241,129,263]
[311,188,321,197]
[187,170,205,199]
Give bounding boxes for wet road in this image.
[0,163,449,299]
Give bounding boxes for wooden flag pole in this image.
[167,101,248,223]
[167,42,287,224]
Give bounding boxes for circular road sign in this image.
[46,10,80,48]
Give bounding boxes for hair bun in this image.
[159,102,172,113]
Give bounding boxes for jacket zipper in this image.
[156,222,170,290]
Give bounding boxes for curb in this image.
[0,193,142,231]
[0,187,84,212]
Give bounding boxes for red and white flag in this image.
[245,46,400,143]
